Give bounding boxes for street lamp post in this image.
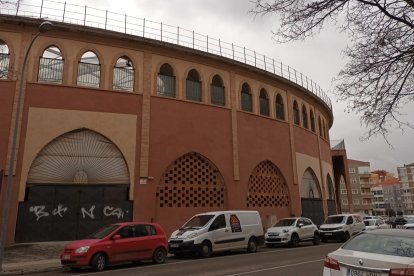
[0,21,53,271]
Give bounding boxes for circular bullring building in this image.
[0,5,337,243]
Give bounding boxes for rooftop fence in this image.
[0,0,332,110]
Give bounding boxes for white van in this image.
[319,213,365,242]
[168,210,264,257]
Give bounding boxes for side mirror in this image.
[209,222,219,231]
[298,223,304,228]
[112,234,121,240]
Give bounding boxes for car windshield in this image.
[86,224,119,239]
[324,216,345,224]
[342,233,414,258]
[364,220,376,226]
[182,215,215,229]
[274,219,296,227]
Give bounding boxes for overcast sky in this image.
[29,0,414,174]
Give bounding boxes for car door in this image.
[302,218,315,239]
[132,224,154,260]
[209,214,230,251]
[111,225,138,262]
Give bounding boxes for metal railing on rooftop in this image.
[0,0,332,110]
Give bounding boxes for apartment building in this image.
[340,159,374,214]
[371,177,403,216]
[398,163,414,214]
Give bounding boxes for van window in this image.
[183,214,215,229]
[347,216,354,225]
[209,214,226,231]
[324,216,346,224]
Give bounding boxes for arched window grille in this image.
[275,94,285,120]
[186,69,201,102]
[113,56,134,91]
[157,63,175,97]
[38,45,63,84]
[259,88,269,116]
[301,168,321,199]
[318,116,323,137]
[77,51,100,87]
[0,40,10,79]
[302,105,308,129]
[210,74,225,106]
[241,83,252,112]
[293,101,300,125]
[310,110,315,132]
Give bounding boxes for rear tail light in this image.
[389,268,414,276]
[324,256,340,271]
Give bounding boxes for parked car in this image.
[323,229,414,276]
[363,218,388,231]
[168,210,264,258]
[363,215,385,223]
[60,222,168,271]
[392,217,414,228]
[319,214,365,242]
[264,217,320,247]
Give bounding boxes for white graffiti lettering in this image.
[103,206,124,219]
[52,204,68,218]
[29,205,50,221]
[81,205,95,219]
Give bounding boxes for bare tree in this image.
[251,0,414,140]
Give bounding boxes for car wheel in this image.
[91,253,106,272]
[342,231,350,242]
[247,238,258,253]
[312,232,321,245]
[199,241,212,258]
[152,247,167,264]
[290,233,299,247]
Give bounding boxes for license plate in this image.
[324,233,332,236]
[348,268,379,276]
[170,243,179,248]
[61,255,70,260]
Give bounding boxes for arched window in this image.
[293,101,300,125]
[310,110,315,132]
[186,69,201,102]
[322,120,327,139]
[318,116,323,137]
[302,105,308,129]
[0,40,10,79]
[259,88,269,116]
[275,94,285,120]
[113,56,134,91]
[241,83,252,112]
[327,175,335,200]
[157,63,175,97]
[301,168,321,199]
[211,74,225,106]
[77,51,100,87]
[38,45,63,84]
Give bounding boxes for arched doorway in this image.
[301,168,324,225]
[326,174,337,215]
[15,129,132,242]
[155,152,227,234]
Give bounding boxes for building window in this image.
[186,69,202,102]
[341,189,347,194]
[211,74,225,106]
[349,168,356,174]
[353,199,359,205]
[275,94,285,120]
[352,189,358,194]
[310,110,315,132]
[157,63,175,97]
[342,199,348,205]
[362,199,368,205]
[241,82,252,112]
[302,105,308,129]
[351,178,357,184]
[38,45,64,84]
[293,101,300,125]
[0,40,10,79]
[259,88,269,116]
[113,56,134,91]
[318,116,323,137]
[77,51,100,88]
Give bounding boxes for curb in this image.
[0,266,63,276]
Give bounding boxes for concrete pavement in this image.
[1,241,67,275]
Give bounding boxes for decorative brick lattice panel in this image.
[247,161,290,207]
[156,152,226,208]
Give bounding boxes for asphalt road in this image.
[49,242,341,276]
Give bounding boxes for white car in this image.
[363,218,388,231]
[264,217,320,247]
[323,229,414,276]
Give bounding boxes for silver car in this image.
[323,229,414,276]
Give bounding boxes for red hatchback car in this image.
[60,222,168,271]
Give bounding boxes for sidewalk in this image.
[1,241,68,275]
